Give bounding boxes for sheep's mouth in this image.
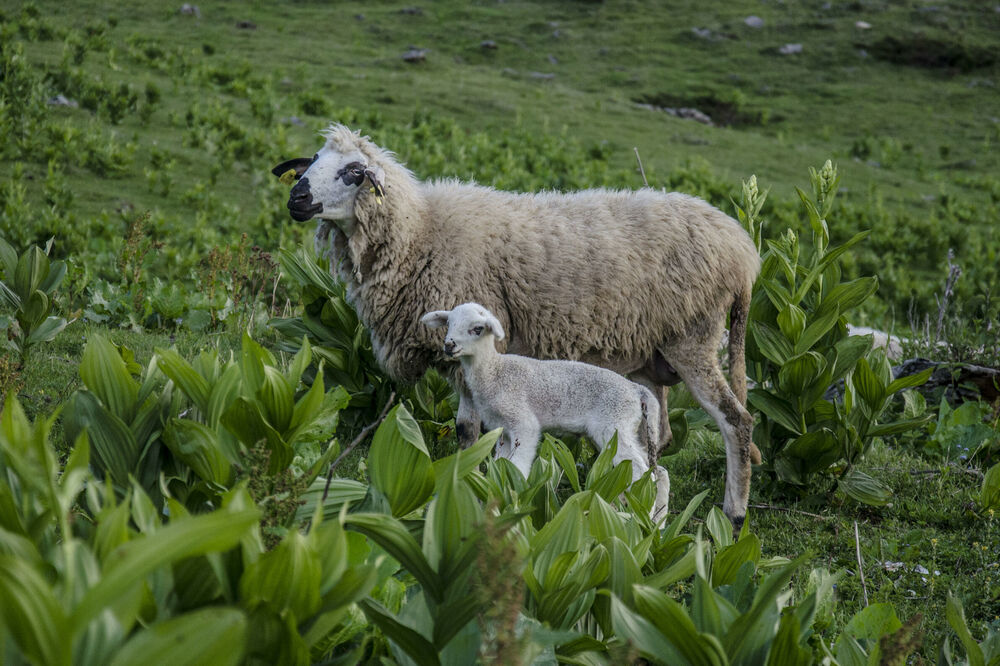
[288,201,323,221]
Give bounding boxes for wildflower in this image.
[931,538,938,546]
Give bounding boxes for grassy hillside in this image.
[2,0,1000,318]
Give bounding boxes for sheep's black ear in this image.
[271,158,313,182]
[420,311,450,329]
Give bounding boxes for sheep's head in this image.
[421,303,505,359]
[271,125,386,225]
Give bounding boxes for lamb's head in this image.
[271,124,386,224]
[421,303,505,359]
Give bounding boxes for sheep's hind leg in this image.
[497,422,541,481]
[665,345,753,532]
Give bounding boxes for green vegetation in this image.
[2,0,1000,663]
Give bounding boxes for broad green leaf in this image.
[777,304,806,344]
[240,530,321,619]
[713,534,761,587]
[850,357,886,412]
[778,352,826,399]
[663,489,710,541]
[608,593,687,665]
[70,506,260,632]
[838,469,891,506]
[26,315,69,345]
[705,507,733,550]
[423,456,481,582]
[830,334,873,384]
[748,390,802,435]
[432,428,501,492]
[358,598,441,666]
[844,602,902,642]
[13,245,47,300]
[163,419,234,486]
[791,230,871,304]
[751,322,794,365]
[632,585,729,666]
[946,593,986,666]
[0,555,69,666]
[867,415,934,438]
[815,277,877,321]
[344,513,442,601]
[766,612,811,666]
[541,434,581,493]
[20,290,48,326]
[981,463,1000,511]
[369,405,435,517]
[81,335,139,422]
[258,366,294,432]
[221,397,291,473]
[155,347,211,414]
[109,607,246,666]
[885,367,934,395]
[782,430,841,475]
[63,391,139,488]
[793,305,841,355]
[589,459,632,503]
[724,553,810,663]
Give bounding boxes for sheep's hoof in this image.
[729,514,745,535]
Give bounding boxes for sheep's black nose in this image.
[444,340,457,355]
[290,178,312,202]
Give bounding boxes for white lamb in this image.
[421,302,670,522]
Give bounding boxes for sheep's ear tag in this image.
[279,169,297,186]
[365,167,386,204]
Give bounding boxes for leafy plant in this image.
[0,237,71,363]
[738,162,933,505]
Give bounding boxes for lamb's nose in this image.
[444,340,456,354]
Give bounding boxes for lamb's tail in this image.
[639,387,662,470]
[729,285,762,464]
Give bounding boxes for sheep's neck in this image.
[459,344,502,390]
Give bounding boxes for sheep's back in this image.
[419,183,759,365]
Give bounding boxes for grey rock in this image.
[480,40,498,49]
[47,94,78,108]
[399,6,423,15]
[528,71,555,80]
[179,4,200,17]
[235,19,256,29]
[855,20,872,29]
[691,27,714,40]
[744,15,765,28]
[547,54,558,65]
[280,116,305,127]
[778,43,803,55]
[402,48,428,62]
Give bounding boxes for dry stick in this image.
[745,503,830,521]
[634,147,649,188]
[322,390,397,502]
[934,248,961,344]
[854,520,870,608]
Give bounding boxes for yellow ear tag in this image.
[370,186,384,205]
[279,169,297,186]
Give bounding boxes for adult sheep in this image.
[272,125,761,527]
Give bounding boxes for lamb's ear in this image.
[420,311,450,329]
[272,158,313,184]
[364,165,386,199]
[485,313,505,341]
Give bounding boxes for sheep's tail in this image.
[639,387,661,470]
[729,285,762,464]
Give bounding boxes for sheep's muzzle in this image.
[287,177,323,221]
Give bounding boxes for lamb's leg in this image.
[496,422,541,481]
[455,386,482,448]
[652,466,671,526]
[631,372,672,453]
[667,348,753,532]
[444,366,481,448]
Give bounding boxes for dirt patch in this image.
[864,34,996,72]
[632,92,774,128]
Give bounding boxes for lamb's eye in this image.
[472,326,484,336]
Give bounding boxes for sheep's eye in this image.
[472,326,484,336]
